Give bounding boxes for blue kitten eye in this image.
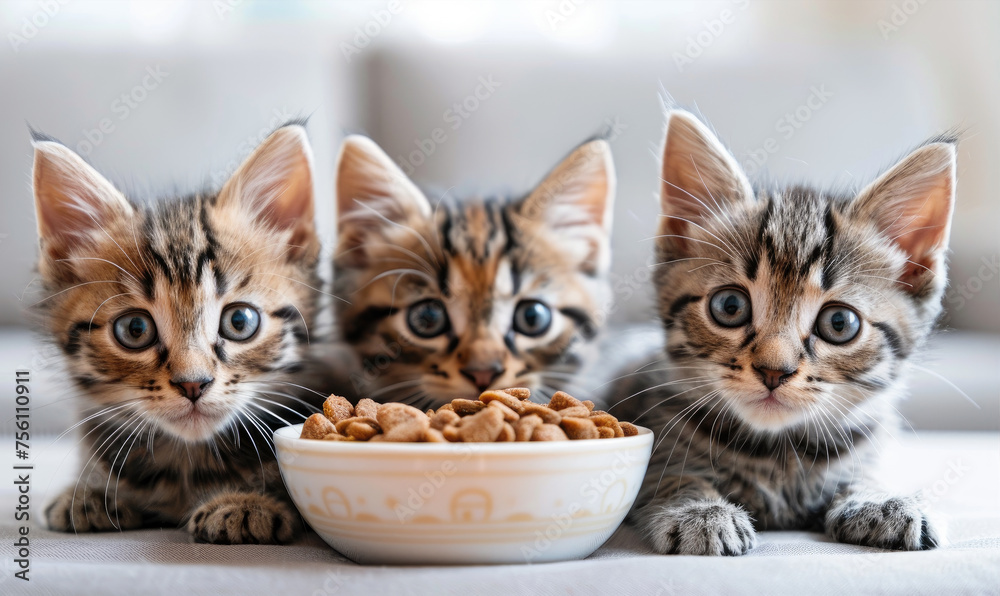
[513,300,552,337]
[816,305,861,345]
[112,311,157,350]
[407,299,450,338]
[220,304,261,341]
[709,288,752,327]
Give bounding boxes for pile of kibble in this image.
[299,388,638,442]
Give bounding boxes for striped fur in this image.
[614,111,955,555]
[332,136,615,408]
[32,125,322,544]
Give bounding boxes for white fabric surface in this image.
[1,431,997,596]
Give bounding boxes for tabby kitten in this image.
[620,110,955,555]
[33,124,321,544]
[332,136,615,407]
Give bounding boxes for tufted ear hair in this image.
[520,139,616,275]
[217,123,317,258]
[658,110,754,256]
[32,137,133,264]
[334,135,432,267]
[850,141,956,297]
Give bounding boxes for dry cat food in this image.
[299,388,639,443]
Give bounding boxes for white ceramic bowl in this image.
[274,424,652,565]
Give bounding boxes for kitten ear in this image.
[659,111,753,252]
[217,124,317,256]
[521,139,616,274]
[335,135,432,266]
[32,139,133,263]
[851,141,957,296]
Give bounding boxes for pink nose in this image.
[753,366,795,391]
[170,378,213,402]
[460,367,504,391]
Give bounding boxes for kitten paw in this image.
[826,493,941,551]
[44,486,143,532]
[644,499,757,556]
[188,492,297,544]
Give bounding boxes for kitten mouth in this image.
[753,392,788,411]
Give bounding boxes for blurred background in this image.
[0,0,996,431]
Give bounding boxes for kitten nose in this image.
[753,366,796,391]
[170,377,214,402]
[460,365,504,391]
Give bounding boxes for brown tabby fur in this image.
[613,110,956,555]
[332,136,616,408]
[32,124,322,544]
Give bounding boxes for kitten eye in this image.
[513,300,552,337]
[112,311,157,350]
[815,305,861,345]
[219,304,261,341]
[407,299,450,338]
[709,288,752,327]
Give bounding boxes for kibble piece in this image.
[377,403,426,431]
[521,401,561,424]
[438,403,455,413]
[496,423,515,442]
[620,421,639,437]
[560,417,599,440]
[355,398,379,420]
[596,426,616,439]
[590,413,624,437]
[430,409,461,430]
[335,416,379,435]
[322,432,353,441]
[384,418,430,442]
[302,413,337,439]
[479,390,525,414]
[458,406,505,442]
[442,425,461,442]
[548,391,583,411]
[514,414,543,442]
[345,421,379,441]
[487,399,520,422]
[503,387,532,400]
[556,406,591,419]
[581,400,595,412]
[531,423,569,441]
[424,428,448,443]
[451,399,486,415]
[322,395,354,424]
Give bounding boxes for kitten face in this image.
[654,111,955,432]
[32,126,320,442]
[334,136,614,406]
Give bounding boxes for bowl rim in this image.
[274,423,652,455]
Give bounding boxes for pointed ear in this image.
[521,139,616,274]
[217,124,317,257]
[32,140,133,263]
[659,110,753,254]
[334,135,431,266]
[850,141,956,296]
